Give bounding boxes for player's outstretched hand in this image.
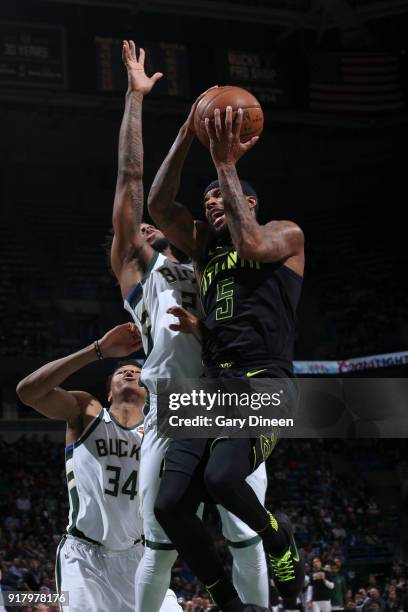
[184,86,218,133]
[205,105,259,166]
[167,306,203,339]
[98,323,142,357]
[122,40,163,95]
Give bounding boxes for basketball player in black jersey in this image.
[149,101,305,612]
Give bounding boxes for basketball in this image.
[194,86,264,149]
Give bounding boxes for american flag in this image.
[309,53,405,113]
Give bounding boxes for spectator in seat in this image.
[331,562,347,611]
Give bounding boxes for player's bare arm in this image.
[111,40,163,297]
[16,323,141,437]
[205,106,304,273]
[148,88,217,257]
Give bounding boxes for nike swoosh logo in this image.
[246,369,268,378]
[292,545,300,562]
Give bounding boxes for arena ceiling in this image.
[37,0,408,26]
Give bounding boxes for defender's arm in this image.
[111,41,162,297]
[16,323,141,423]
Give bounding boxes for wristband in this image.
[94,340,103,360]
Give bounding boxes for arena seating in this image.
[1,436,405,610]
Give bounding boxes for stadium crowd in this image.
[0,436,406,611]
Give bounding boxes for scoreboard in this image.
[222,49,289,107]
[95,37,191,98]
[0,22,67,89]
[0,23,295,109]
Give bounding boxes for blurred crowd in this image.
[168,559,408,612]
[0,437,406,612]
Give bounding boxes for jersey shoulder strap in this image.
[123,251,164,310]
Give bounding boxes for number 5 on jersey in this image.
[216,277,234,321]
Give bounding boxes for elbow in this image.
[16,376,42,407]
[16,379,32,406]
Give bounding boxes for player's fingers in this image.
[242,136,259,152]
[129,40,136,61]
[122,40,129,62]
[205,117,216,142]
[138,47,145,66]
[151,72,163,84]
[225,106,233,132]
[167,306,187,317]
[169,323,182,332]
[233,108,243,139]
[131,326,141,339]
[214,108,222,140]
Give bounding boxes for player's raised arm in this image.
[147,88,216,257]
[205,106,304,272]
[111,41,163,297]
[16,323,141,423]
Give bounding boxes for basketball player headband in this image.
[203,180,258,201]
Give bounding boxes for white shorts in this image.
[313,601,332,612]
[56,534,143,612]
[140,395,267,549]
[217,462,267,546]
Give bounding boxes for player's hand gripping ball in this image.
[194,85,264,149]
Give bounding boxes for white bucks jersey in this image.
[124,252,203,395]
[65,408,143,550]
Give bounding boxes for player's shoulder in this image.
[265,219,304,245]
[70,391,102,422]
[265,219,303,232]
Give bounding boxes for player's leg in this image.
[56,536,107,612]
[103,541,181,612]
[136,409,181,612]
[204,437,303,603]
[135,547,180,612]
[205,437,287,551]
[154,460,245,612]
[105,543,145,612]
[217,464,269,608]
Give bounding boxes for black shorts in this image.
[163,363,296,479]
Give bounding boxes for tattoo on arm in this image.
[218,164,257,243]
[117,91,144,226]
